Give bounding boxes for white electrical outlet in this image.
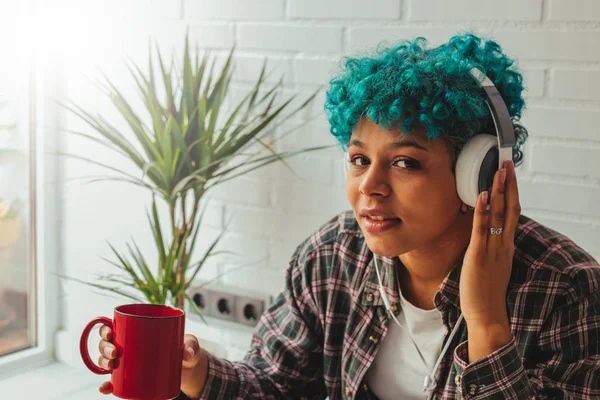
[187,281,272,327]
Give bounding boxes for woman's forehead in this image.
[350,119,454,156]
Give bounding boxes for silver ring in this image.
[490,227,503,235]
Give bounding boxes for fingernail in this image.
[481,191,488,205]
[503,160,514,170]
[499,168,506,184]
[104,346,114,358]
[185,346,195,360]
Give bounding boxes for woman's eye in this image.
[393,158,421,170]
[350,155,369,166]
[349,156,421,170]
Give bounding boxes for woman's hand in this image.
[459,159,520,361]
[97,325,209,399]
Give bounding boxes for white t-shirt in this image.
[366,286,447,399]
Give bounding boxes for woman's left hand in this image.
[460,159,521,331]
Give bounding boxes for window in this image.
[0,63,35,358]
[0,0,59,379]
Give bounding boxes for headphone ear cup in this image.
[455,134,498,207]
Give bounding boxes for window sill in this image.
[0,361,104,399]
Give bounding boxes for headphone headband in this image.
[468,68,516,167]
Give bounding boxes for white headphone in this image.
[343,67,517,398]
[455,67,517,206]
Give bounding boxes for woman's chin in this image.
[362,233,409,258]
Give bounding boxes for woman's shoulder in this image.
[513,214,600,301]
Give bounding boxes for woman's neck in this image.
[397,214,473,310]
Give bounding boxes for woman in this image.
[97,33,600,399]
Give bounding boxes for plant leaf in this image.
[54,273,143,303]
[179,219,229,294]
[148,196,167,269]
[184,292,208,325]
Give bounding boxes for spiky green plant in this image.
[61,34,327,313]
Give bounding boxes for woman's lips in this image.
[362,216,401,233]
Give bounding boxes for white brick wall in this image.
[407,0,542,21]
[294,57,340,85]
[548,0,600,21]
[233,54,294,85]
[520,181,600,217]
[55,0,600,363]
[531,143,600,180]
[523,68,545,97]
[189,24,236,48]
[185,0,285,20]
[522,108,600,141]
[551,69,600,101]
[289,0,402,20]
[492,30,600,62]
[238,24,344,53]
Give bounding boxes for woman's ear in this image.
[459,202,474,215]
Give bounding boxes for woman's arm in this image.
[452,286,600,399]
[191,249,326,400]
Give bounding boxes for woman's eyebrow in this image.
[348,138,429,152]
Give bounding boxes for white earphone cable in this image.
[374,256,433,372]
[373,254,464,400]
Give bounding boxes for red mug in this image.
[80,303,186,400]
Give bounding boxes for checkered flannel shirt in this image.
[184,211,600,399]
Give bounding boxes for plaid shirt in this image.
[195,210,600,400]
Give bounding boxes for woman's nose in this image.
[358,165,390,197]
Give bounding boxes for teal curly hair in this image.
[324,33,529,166]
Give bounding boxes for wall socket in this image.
[186,282,273,327]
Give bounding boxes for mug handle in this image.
[79,316,113,375]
